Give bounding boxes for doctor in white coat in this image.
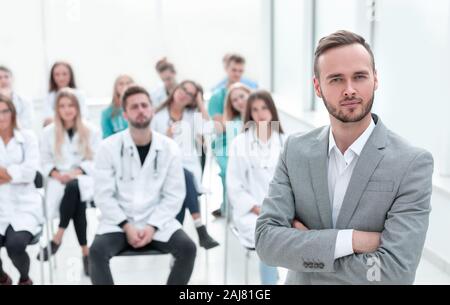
[43,62,88,127]
[39,88,100,276]
[0,66,33,129]
[152,80,219,250]
[150,58,177,108]
[0,96,42,285]
[226,90,285,285]
[89,85,196,285]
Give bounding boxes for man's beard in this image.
[129,116,151,129]
[322,91,375,123]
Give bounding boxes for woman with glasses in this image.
[39,88,100,276]
[152,80,219,250]
[0,95,42,285]
[226,90,285,285]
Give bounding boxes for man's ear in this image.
[313,76,322,98]
[373,69,379,91]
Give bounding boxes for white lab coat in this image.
[40,122,100,219]
[0,129,43,236]
[94,129,186,242]
[226,128,285,248]
[150,84,168,109]
[12,93,33,129]
[43,90,89,122]
[151,107,205,190]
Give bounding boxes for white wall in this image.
[1,0,264,101]
[372,0,450,173]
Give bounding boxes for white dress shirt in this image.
[328,118,376,259]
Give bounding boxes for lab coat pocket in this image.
[78,175,94,202]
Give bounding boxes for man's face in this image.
[0,70,12,90]
[313,43,378,123]
[123,93,153,129]
[226,61,245,84]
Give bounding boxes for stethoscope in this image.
[249,131,283,170]
[119,138,160,181]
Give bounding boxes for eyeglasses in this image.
[180,86,196,100]
[0,109,12,116]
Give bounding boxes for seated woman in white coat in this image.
[0,96,43,285]
[43,61,88,127]
[89,85,196,285]
[226,90,285,285]
[38,88,100,276]
[152,80,219,250]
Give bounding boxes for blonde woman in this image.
[100,75,134,138]
[211,82,251,218]
[39,88,100,276]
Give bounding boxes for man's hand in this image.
[123,223,142,248]
[134,225,156,248]
[352,230,381,254]
[292,219,309,231]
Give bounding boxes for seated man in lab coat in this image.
[89,85,197,285]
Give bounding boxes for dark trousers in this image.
[0,226,33,280]
[89,229,196,285]
[59,180,87,246]
[176,169,200,225]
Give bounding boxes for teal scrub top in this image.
[101,105,128,139]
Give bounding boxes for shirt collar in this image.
[328,118,376,157]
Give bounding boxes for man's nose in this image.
[343,82,357,97]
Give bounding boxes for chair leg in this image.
[245,250,250,285]
[39,247,45,284]
[223,197,230,285]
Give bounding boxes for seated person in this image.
[0,95,43,285]
[89,85,196,285]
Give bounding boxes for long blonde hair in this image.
[223,82,252,122]
[54,88,93,161]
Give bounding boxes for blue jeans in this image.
[259,261,278,285]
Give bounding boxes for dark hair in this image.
[314,30,375,77]
[225,53,246,67]
[0,94,18,130]
[49,61,77,92]
[121,85,152,110]
[155,57,176,74]
[156,80,200,113]
[243,90,284,134]
[0,66,12,75]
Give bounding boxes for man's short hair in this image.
[0,66,12,75]
[225,53,246,66]
[122,85,152,110]
[314,30,375,78]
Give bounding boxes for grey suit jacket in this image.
[255,114,434,284]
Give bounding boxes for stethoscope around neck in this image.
[249,130,283,170]
[119,137,160,181]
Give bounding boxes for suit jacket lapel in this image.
[309,126,333,229]
[335,116,388,229]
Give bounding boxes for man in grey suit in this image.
[255,30,434,284]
